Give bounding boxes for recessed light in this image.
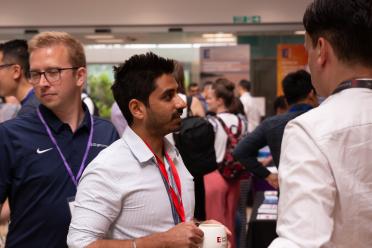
[124,44,157,49]
[96,39,124,43]
[294,30,306,35]
[85,35,115,39]
[202,33,234,38]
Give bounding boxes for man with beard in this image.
[68,53,205,248]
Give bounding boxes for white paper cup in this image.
[199,223,228,248]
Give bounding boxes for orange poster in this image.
[277,44,308,96]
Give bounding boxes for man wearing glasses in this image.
[0,32,119,248]
[0,39,39,116]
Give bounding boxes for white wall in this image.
[1,0,312,27]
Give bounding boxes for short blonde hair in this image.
[28,31,86,67]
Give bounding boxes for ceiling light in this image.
[295,30,306,35]
[124,44,157,49]
[202,33,234,39]
[193,43,236,48]
[96,39,124,44]
[157,44,193,49]
[85,35,115,39]
[205,37,237,43]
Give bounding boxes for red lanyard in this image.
[145,142,186,223]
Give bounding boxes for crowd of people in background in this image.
[1,0,372,247]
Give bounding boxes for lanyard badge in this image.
[145,142,186,224]
[332,79,372,95]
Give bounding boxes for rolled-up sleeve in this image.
[269,120,336,248]
[67,159,123,248]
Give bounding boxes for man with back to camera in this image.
[236,79,261,132]
[0,39,39,115]
[0,31,119,248]
[67,53,226,248]
[233,70,318,189]
[269,0,372,247]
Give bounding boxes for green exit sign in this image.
[233,15,261,24]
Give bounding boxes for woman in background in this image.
[205,78,248,248]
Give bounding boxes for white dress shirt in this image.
[240,92,261,132]
[67,127,195,248]
[270,88,372,248]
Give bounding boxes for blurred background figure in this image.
[234,69,317,189]
[273,95,288,115]
[187,82,200,97]
[237,79,261,132]
[110,101,127,137]
[205,78,248,248]
[170,61,209,221]
[0,96,20,122]
[199,81,212,113]
[172,61,205,118]
[81,89,100,116]
[0,40,39,116]
[0,96,18,246]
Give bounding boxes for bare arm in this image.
[86,221,204,248]
[0,200,10,225]
[265,173,279,189]
[190,97,205,117]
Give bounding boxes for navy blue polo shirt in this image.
[17,89,40,116]
[0,104,119,248]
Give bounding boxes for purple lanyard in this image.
[37,107,94,187]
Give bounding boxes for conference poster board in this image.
[277,44,308,96]
[200,45,266,116]
[200,45,251,85]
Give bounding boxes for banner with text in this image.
[200,45,251,85]
[277,44,308,96]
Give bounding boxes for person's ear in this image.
[129,99,146,121]
[217,97,225,107]
[316,37,328,67]
[75,67,87,87]
[12,64,22,80]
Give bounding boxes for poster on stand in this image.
[277,44,308,96]
[200,45,266,116]
[200,45,250,85]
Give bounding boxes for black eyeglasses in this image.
[29,67,79,85]
[0,64,15,70]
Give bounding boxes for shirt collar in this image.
[288,103,313,113]
[122,126,180,165]
[243,92,251,97]
[38,103,91,133]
